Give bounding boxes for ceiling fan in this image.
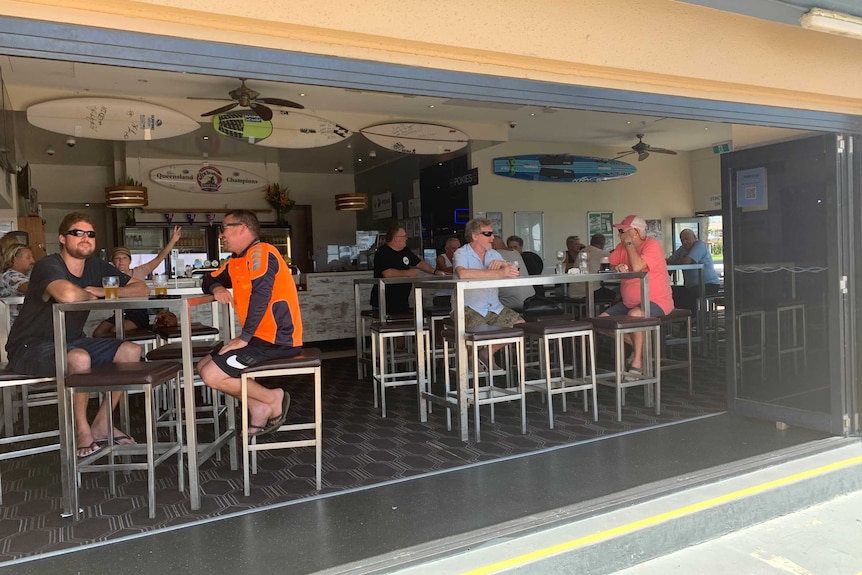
[192,78,304,121]
[615,133,678,162]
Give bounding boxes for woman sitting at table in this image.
[93,226,181,337]
[0,243,35,298]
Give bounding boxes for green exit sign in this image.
[712,141,732,154]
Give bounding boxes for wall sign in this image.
[149,164,267,194]
[373,192,392,220]
[736,167,768,210]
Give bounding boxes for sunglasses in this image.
[478,231,494,237]
[617,229,627,234]
[65,229,96,238]
[219,223,243,233]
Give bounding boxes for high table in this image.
[414,271,648,441]
[353,275,451,378]
[53,294,235,516]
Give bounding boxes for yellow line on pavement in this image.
[460,455,862,575]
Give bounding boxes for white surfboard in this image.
[360,122,469,155]
[213,110,352,148]
[26,97,200,141]
[149,164,268,194]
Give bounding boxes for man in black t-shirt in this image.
[370,226,441,315]
[6,212,149,458]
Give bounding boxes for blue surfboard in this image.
[492,154,636,182]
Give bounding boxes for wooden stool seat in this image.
[145,340,223,360]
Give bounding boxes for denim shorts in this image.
[9,337,125,377]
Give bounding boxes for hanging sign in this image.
[149,164,268,194]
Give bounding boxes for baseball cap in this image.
[614,215,647,232]
[112,246,132,259]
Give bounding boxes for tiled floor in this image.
[0,344,726,562]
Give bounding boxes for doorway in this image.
[722,134,856,434]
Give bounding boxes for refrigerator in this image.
[123,225,217,277]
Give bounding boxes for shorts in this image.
[604,301,668,318]
[208,338,302,378]
[9,337,125,377]
[460,306,523,329]
[103,308,151,330]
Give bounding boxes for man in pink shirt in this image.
[602,215,673,378]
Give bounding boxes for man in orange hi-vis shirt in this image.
[199,209,302,437]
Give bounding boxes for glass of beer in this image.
[102,276,119,300]
[153,274,168,296]
[600,257,611,272]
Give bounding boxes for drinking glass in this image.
[153,274,168,296]
[102,276,119,300]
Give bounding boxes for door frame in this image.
[1,16,860,435]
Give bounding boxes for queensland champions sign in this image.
[150,164,268,194]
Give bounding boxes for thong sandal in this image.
[77,441,102,458]
[256,392,291,437]
[95,432,136,447]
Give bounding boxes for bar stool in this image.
[659,309,693,394]
[239,348,323,496]
[736,308,766,384]
[587,316,661,422]
[357,310,415,379]
[776,301,806,375]
[441,324,526,441]
[518,319,598,428]
[704,292,725,350]
[370,320,430,417]
[424,305,453,385]
[65,360,184,519]
[0,370,59,504]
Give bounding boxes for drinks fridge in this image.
[122,225,216,277]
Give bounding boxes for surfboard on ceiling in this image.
[26,97,199,141]
[360,122,469,155]
[492,154,637,182]
[213,110,352,148]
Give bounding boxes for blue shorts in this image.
[208,338,302,378]
[9,337,126,377]
[604,301,668,319]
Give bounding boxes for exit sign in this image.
[712,141,732,154]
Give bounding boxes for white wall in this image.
[689,148,721,213]
[471,141,694,262]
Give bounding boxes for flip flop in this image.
[95,432,137,447]
[255,391,291,437]
[77,441,102,458]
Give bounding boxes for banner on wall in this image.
[149,164,268,194]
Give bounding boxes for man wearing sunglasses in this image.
[601,215,673,380]
[6,212,149,457]
[453,218,524,370]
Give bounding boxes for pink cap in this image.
[614,215,647,231]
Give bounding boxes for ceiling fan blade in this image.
[257,97,305,110]
[201,102,238,117]
[613,150,635,160]
[187,96,233,102]
[249,102,273,121]
[638,151,650,161]
[650,147,678,155]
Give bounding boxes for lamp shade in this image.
[105,185,148,208]
[335,193,368,211]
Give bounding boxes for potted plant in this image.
[264,183,295,226]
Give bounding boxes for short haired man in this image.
[563,235,586,271]
[370,226,443,315]
[601,215,674,379]
[6,212,149,457]
[491,235,532,312]
[506,235,524,252]
[199,210,303,437]
[666,228,721,314]
[453,218,524,369]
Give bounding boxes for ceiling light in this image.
[335,164,344,173]
[105,185,148,208]
[428,104,435,108]
[299,93,306,97]
[335,193,368,211]
[800,8,862,39]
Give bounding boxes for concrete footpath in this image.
[613,489,862,575]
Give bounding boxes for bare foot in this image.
[76,430,101,458]
[247,388,284,433]
[92,426,137,446]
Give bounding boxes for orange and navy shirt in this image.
[203,240,302,348]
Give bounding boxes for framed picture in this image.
[588,211,614,248]
[645,219,662,241]
[486,211,503,237]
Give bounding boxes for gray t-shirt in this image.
[496,249,532,312]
